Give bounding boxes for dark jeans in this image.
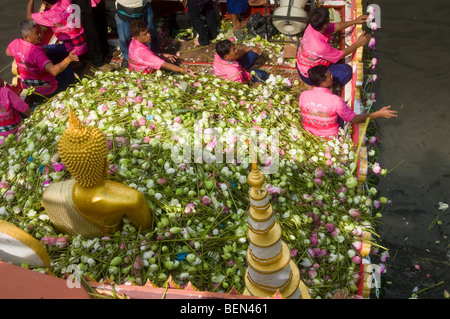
[116,3,159,61]
[71,0,110,67]
[187,0,218,46]
[297,62,353,86]
[237,51,269,83]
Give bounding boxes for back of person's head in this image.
[308,65,328,86]
[309,7,330,31]
[130,19,148,37]
[43,0,58,5]
[19,20,37,38]
[215,40,233,58]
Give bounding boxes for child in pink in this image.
[0,78,32,137]
[27,0,88,57]
[128,19,193,75]
[213,39,268,85]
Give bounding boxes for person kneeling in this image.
[128,20,194,75]
[299,65,397,140]
[213,39,269,87]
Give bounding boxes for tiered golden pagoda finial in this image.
[244,142,310,299]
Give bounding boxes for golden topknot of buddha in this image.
[58,108,108,187]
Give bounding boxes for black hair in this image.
[215,40,234,59]
[307,65,329,87]
[309,7,330,31]
[44,0,58,5]
[130,19,148,37]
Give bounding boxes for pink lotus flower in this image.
[138,117,146,126]
[0,181,9,189]
[291,249,299,258]
[147,100,153,108]
[368,136,377,144]
[352,256,362,264]
[202,195,212,206]
[314,178,322,186]
[116,137,128,146]
[334,167,344,175]
[349,208,361,217]
[315,167,324,179]
[41,236,57,246]
[368,38,376,49]
[51,162,65,172]
[43,180,51,186]
[325,223,335,233]
[352,241,362,251]
[55,236,68,248]
[185,203,195,214]
[99,87,107,93]
[372,162,381,174]
[157,178,166,185]
[174,116,182,123]
[5,190,15,201]
[144,136,151,143]
[108,164,117,175]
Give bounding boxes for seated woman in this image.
[299,65,397,140]
[0,77,33,138]
[6,20,79,108]
[41,108,152,239]
[296,7,371,86]
[213,39,268,86]
[128,19,194,75]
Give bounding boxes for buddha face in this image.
[58,108,108,187]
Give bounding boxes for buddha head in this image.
[58,108,108,187]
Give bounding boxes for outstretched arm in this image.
[335,15,368,32]
[341,32,371,57]
[26,0,35,20]
[350,106,398,124]
[44,50,79,76]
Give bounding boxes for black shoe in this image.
[121,59,128,68]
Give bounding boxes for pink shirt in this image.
[32,0,88,56]
[299,87,355,138]
[0,87,30,137]
[212,54,252,84]
[7,39,58,96]
[296,23,343,77]
[128,39,165,73]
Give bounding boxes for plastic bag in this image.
[246,12,278,39]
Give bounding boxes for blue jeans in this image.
[297,62,353,86]
[116,3,158,61]
[237,51,269,83]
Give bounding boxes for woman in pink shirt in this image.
[128,20,194,75]
[6,20,79,107]
[299,65,397,139]
[296,7,371,86]
[0,77,32,138]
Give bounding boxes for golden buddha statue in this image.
[41,108,152,239]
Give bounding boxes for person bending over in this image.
[296,7,371,86]
[0,76,33,138]
[299,65,397,139]
[213,39,268,87]
[128,20,194,75]
[6,20,79,108]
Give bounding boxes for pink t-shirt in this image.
[299,87,355,138]
[0,87,30,137]
[212,54,252,83]
[32,0,88,56]
[128,39,165,73]
[7,39,58,96]
[296,23,343,78]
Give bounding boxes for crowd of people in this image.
[1,1,397,139]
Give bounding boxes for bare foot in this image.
[193,38,200,46]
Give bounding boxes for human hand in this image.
[377,106,398,119]
[354,15,369,25]
[185,68,196,76]
[163,53,177,63]
[356,32,371,46]
[67,50,79,63]
[250,47,262,55]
